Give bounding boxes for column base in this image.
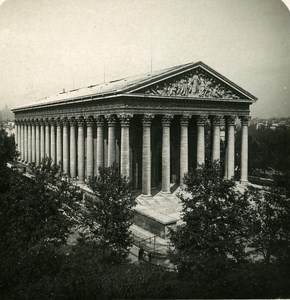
[139,193,152,199]
[160,191,171,196]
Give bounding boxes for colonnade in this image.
[14,114,250,194]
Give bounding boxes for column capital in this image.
[162,114,173,126]
[56,117,63,126]
[105,115,117,126]
[70,117,77,126]
[30,118,36,125]
[44,117,51,125]
[62,117,70,127]
[77,116,85,127]
[86,116,95,127]
[34,119,40,126]
[49,118,56,126]
[142,114,154,126]
[39,118,45,126]
[96,115,105,126]
[119,114,132,126]
[211,115,223,126]
[197,115,208,126]
[225,115,236,126]
[240,116,251,126]
[180,115,191,126]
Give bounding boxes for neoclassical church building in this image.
[13,61,257,239]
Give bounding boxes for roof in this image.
[12,61,257,112]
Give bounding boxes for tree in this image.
[169,162,250,281]
[0,157,83,296]
[85,163,136,263]
[245,185,290,265]
[0,128,17,192]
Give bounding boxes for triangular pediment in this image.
[127,62,256,102]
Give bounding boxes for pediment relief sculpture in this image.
[138,68,243,99]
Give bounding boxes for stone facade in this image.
[13,61,257,192]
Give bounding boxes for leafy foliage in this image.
[0,157,83,296]
[246,185,290,264]
[0,128,17,192]
[85,163,136,262]
[247,125,290,176]
[169,162,250,279]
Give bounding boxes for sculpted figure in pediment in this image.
[141,68,242,99]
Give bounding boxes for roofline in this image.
[125,61,257,102]
[12,60,257,112]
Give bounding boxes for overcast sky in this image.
[0,0,289,118]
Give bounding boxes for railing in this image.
[132,233,169,260]
[138,235,157,255]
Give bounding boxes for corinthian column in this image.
[50,118,56,164]
[70,117,77,178]
[211,115,222,162]
[196,115,207,167]
[180,115,191,188]
[40,119,45,162]
[142,114,154,196]
[35,119,40,165]
[240,116,250,183]
[226,116,236,180]
[45,118,50,158]
[106,115,116,166]
[28,119,32,163]
[62,117,70,175]
[15,120,18,153]
[86,116,94,180]
[24,120,28,163]
[20,120,24,161]
[119,114,131,178]
[77,117,85,183]
[31,119,36,163]
[96,116,104,176]
[56,118,63,168]
[162,114,173,193]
